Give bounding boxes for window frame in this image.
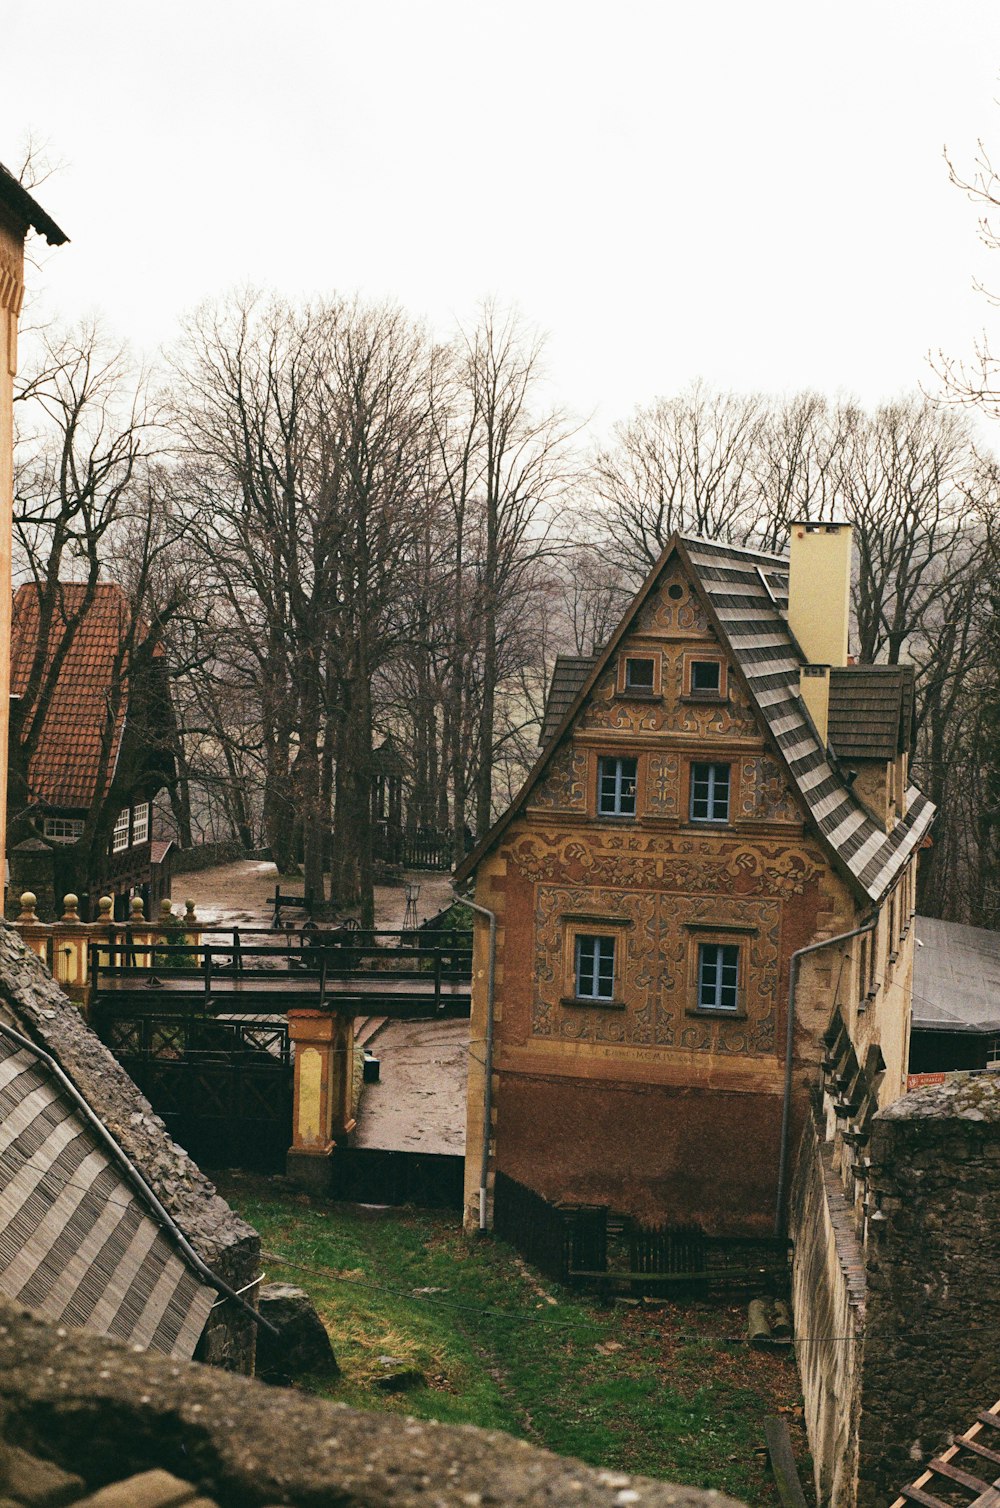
[573,933,617,1002]
[597,755,638,818]
[683,652,726,700]
[132,801,150,845]
[617,650,661,698]
[689,761,731,824]
[696,941,741,1013]
[624,655,656,692]
[42,816,85,845]
[111,808,131,854]
[560,915,629,1009]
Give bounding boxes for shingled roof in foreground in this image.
[0,1031,214,1358]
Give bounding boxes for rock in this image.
[255,1284,339,1385]
[374,1367,426,1392]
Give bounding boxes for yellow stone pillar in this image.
[286,1009,356,1194]
[12,892,52,969]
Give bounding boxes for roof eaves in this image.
[0,162,68,245]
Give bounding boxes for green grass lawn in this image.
[218,1174,807,1506]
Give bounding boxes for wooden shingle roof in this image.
[0,1032,213,1359]
[828,664,915,761]
[539,655,596,747]
[10,583,150,810]
[459,533,934,904]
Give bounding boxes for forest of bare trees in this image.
[10,289,1000,927]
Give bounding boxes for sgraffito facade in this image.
[458,531,934,1237]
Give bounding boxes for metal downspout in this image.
[774,913,878,1238]
[0,1017,277,1333]
[453,888,496,1232]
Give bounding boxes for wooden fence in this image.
[493,1171,789,1295]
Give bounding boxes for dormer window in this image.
[624,657,655,692]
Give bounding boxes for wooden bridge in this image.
[89,927,473,1017]
[86,926,474,1182]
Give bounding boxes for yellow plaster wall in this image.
[787,521,852,668]
[463,556,886,1233]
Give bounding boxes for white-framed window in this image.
[112,808,131,853]
[697,942,740,1012]
[42,816,84,845]
[132,802,150,844]
[690,762,730,822]
[574,934,616,1001]
[598,756,637,816]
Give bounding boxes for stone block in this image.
[255,1283,339,1385]
[2,1445,85,1506]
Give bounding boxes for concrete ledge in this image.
[0,1298,746,1508]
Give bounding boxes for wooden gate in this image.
[95,1008,293,1173]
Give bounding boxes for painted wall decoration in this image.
[633,565,712,636]
[531,883,780,1055]
[739,755,802,823]
[647,752,680,817]
[531,744,588,811]
[505,830,823,898]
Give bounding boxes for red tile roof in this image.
[10,583,147,810]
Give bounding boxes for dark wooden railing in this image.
[90,926,473,1014]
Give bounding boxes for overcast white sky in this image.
[5,1,1000,437]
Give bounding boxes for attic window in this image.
[690,660,721,694]
[624,657,655,691]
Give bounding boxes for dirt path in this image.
[353,1016,468,1154]
[176,861,457,931]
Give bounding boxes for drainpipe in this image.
[774,912,878,1238]
[452,888,496,1233]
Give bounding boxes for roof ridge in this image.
[680,534,789,567]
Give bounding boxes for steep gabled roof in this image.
[0,1028,214,1358]
[457,533,934,904]
[828,664,915,761]
[10,583,153,810]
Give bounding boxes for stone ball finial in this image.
[184,898,197,921]
[160,898,174,917]
[61,893,80,922]
[130,896,145,920]
[98,896,113,918]
[17,891,38,923]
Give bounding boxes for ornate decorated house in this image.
[7,582,177,919]
[456,525,934,1237]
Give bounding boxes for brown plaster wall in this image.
[497,1072,786,1234]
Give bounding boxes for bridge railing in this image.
[89,927,473,1013]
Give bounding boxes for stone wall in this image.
[857,1073,1000,1504]
[789,1111,865,1508]
[0,1296,747,1508]
[0,923,260,1371]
